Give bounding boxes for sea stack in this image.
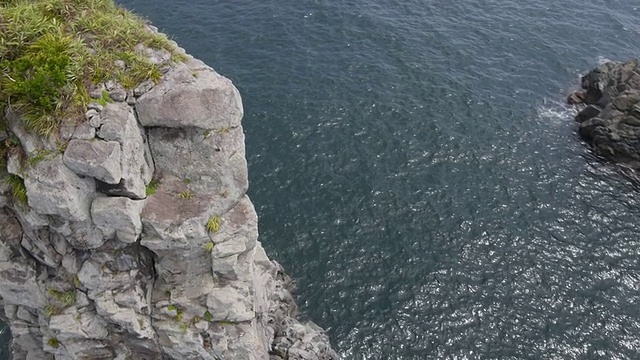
[0,1,337,359]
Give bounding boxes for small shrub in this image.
[47,337,59,348]
[167,304,176,311]
[206,216,220,233]
[145,178,158,196]
[179,321,188,331]
[203,310,213,322]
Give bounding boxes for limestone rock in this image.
[63,139,122,184]
[91,197,144,243]
[206,286,254,322]
[97,103,152,199]
[48,313,109,340]
[136,62,243,129]
[23,156,94,222]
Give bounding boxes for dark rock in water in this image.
[575,104,601,123]
[567,90,586,105]
[571,59,640,168]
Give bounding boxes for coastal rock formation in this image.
[0,36,337,360]
[569,58,640,168]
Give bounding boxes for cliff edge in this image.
[0,1,337,359]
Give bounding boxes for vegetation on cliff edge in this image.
[0,0,182,136]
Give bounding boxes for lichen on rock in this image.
[0,0,337,359]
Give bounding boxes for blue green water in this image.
[119,1,640,358]
[6,1,640,359]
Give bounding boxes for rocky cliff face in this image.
[569,58,640,169]
[0,36,337,359]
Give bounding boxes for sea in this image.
[4,1,640,359]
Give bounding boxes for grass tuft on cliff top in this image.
[0,0,183,136]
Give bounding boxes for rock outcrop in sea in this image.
[0,27,337,360]
[569,59,640,168]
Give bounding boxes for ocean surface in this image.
[4,1,640,359]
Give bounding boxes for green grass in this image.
[145,178,158,196]
[203,241,215,252]
[206,216,220,233]
[4,174,27,204]
[203,310,213,322]
[28,149,52,166]
[167,304,176,311]
[47,288,75,306]
[0,0,185,137]
[43,304,60,318]
[177,190,195,200]
[96,89,112,106]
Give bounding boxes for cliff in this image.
[569,59,640,169]
[0,1,337,359]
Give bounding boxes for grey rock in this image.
[87,103,104,112]
[91,197,144,243]
[63,139,122,184]
[24,156,94,222]
[97,103,151,198]
[89,83,106,99]
[72,122,96,140]
[85,109,99,121]
[134,80,154,97]
[48,313,109,340]
[108,87,127,102]
[136,62,243,129]
[575,104,601,123]
[206,286,254,322]
[574,59,640,168]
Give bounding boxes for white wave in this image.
[597,56,613,65]
[536,100,577,124]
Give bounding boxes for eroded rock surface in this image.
[569,58,640,168]
[0,38,337,359]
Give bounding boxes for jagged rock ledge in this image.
[568,58,640,168]
[0,26,338,360]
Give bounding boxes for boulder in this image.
[91,197,144,243]
[571,59,640,168]
[136,62,243,129]
[63,139,122,184]
[23,156,94,222]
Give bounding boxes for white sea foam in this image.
[536,100,577,124]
